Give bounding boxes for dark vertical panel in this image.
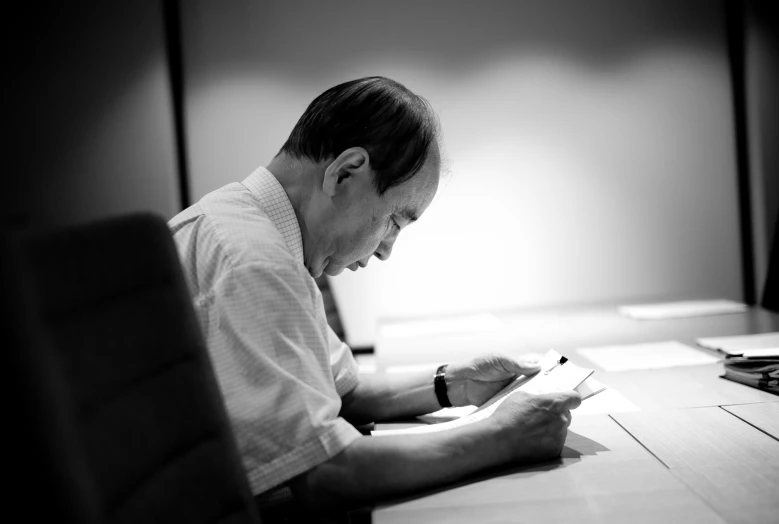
[163,0,191,210]
[750,0,779,286]
[762,213,779,311]
[725,0,757,304]
[2,1,180,231]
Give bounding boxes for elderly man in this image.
[169,76,580,509]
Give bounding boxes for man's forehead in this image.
[386,143,440,219]
[393,178,436,221]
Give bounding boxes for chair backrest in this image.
[3,214,261,524]
[762,216,779,313]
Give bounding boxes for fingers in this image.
[494,353,541,376]
[534,390,582,410]
[562,409,572,427]
[556,390,583,410]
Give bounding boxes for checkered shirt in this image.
[168,166,361,495]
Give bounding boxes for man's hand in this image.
[491,389,582,462]
[445,353,542,407]
[294,387,582,508]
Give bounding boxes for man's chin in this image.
[306,261,325,279]
[316,258,343,277]
[323,265,345,277]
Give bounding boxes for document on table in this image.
[416,405,479,424]
[379,313,501,339]
[618,299,748,320]
[418,378,609,424]
[695,332,779,356]
[576,340,720,372]
[577,377,607,400]
[722,356,779,392]
[573,383,640,416]
[372,350,597,437]
[742,348,779,358]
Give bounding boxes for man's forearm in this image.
[290,418,509,508]
[339,372,442,424]
[296,388,580,509]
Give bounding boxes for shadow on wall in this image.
[185,0,723,81]
[4,1,179,230]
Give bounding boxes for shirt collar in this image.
[242,166,304,262]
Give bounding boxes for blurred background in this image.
[4,0,778,348]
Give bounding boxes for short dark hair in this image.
[278,76,438,195]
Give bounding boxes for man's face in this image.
[305,148,440,278]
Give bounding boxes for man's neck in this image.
[267,155,310,207]
[266,154,325,267]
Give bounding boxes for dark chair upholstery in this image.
[762,216,779,313]
[3,213,261,524]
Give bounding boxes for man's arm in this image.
[292,389,581,508]
[339,354,542,424]
[338,371,441,425]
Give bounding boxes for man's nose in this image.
[374,233,398,261]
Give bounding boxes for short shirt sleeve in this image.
[328,325,360,397]
[204,261,361,495]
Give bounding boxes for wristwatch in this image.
[434,364,452,408]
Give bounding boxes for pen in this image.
[544,355,568,375]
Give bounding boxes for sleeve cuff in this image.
[329,327,360,397]
[246,416,362,495]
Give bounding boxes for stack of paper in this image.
[722,356,779,393]
[372,350,604,437]
[696,332,779,356]
[618,299,748,320]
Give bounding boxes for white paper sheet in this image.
[379,313,501,339]
[576,377,607,400]
[384,363,440,374]
[357,363,377,374]
[372,350,593,437]
[416,406,479,424]
[572,385,640,416]
[695,332,779,355]
[576,340,719,372]
[415,379,609,424]
[742,347,779,358]
[618,299,748,320]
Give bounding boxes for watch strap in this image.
[434,364,452,408]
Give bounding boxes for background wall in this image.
[3,1,180,230]
[181,0,744,347]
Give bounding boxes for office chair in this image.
[762,216,779,313]
[3,214,261,524]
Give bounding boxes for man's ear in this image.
[322,147,371,197]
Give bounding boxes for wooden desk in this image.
[722,402,779,439]
[369,304,779,523]
[613,407,779,524]
[374,415,728,524]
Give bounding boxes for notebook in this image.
[721,357,779,393]
[696,332,779,355]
